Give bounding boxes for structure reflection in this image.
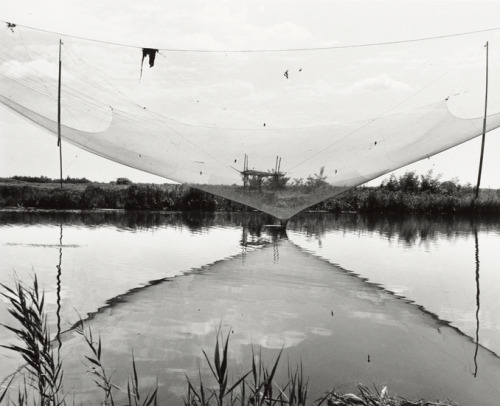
[239,224,287,264]
[474,228,480,377]
[56,223,63,352]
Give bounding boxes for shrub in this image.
[64,176,91,184]
[80,185,107,209]
[439,180,458,196]
[305,166,328,190]
[116,177,134,185]
[37,189,81,209]
[398,171,420,193]
[11,175,53,183]
[420,170,441,193]
[179,188,217,211]
[125,184,171,210]
[381,174,399,192]
[262,174,290,190]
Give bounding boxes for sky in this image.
[1,0,500,187]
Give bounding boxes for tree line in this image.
[1,171,499,214]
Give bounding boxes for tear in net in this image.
[1,25,500,220]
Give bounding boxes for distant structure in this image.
[240,154,285,191]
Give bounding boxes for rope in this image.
[2,19,499,53]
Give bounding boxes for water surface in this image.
[1,211,499,405]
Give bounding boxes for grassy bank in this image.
[1,171,500,214]
[1,278,459,406]
[0,177,246,212]
[306,170,500,215]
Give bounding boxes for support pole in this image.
[57,39,63,188]
[475,41,489,199]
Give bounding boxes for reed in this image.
[75,320,159,406]
[186,332,459,406]
[75,321,115,405]
[1,278,158,406]
[185,328,251,406]
[127,352,158,406]
[1,279,459,406]
[0,276,63,406]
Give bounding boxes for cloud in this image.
[359,56,399,65]
[343,73,413,93]
[258,21,314,49]
[190,2,315,50]
[0,59,56,80]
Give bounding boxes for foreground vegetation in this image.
[1,278,459,406]
[1,171,500,214]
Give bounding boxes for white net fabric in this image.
[1,25,500,220]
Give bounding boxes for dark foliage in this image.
[178,188,217,211]
[1,171,500,214]
[124,184,173,210]
[116,177,134,185]
[9,176,91,184]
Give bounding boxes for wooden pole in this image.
[58,39,63,188]
[475,41,489,199]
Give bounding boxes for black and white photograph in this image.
[1,1,500,405]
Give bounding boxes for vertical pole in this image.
[475,41,489,199]
[57,39,63,188]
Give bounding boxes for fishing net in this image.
[1,24,500,220]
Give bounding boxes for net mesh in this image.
[1,25,500,220]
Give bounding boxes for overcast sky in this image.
[2,0,500,186]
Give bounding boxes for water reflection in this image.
[288,213,500,358]
[240,222,287,264]
[0,210,268,231]
[56,222,63,352]
[2,211,500,405]
[474,228,480,377]
[290,212,500,247]
[0,211,256,375]
[56,236,500,406]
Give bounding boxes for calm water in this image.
[1,211,500,405]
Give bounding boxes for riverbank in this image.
[0,177,244,212]
[1,171,499,214]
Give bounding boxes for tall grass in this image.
[184,330,289,406]
[184,330,458,406]
[1,278,459,406]
[1,277,63,406]
[1,278,158,406]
